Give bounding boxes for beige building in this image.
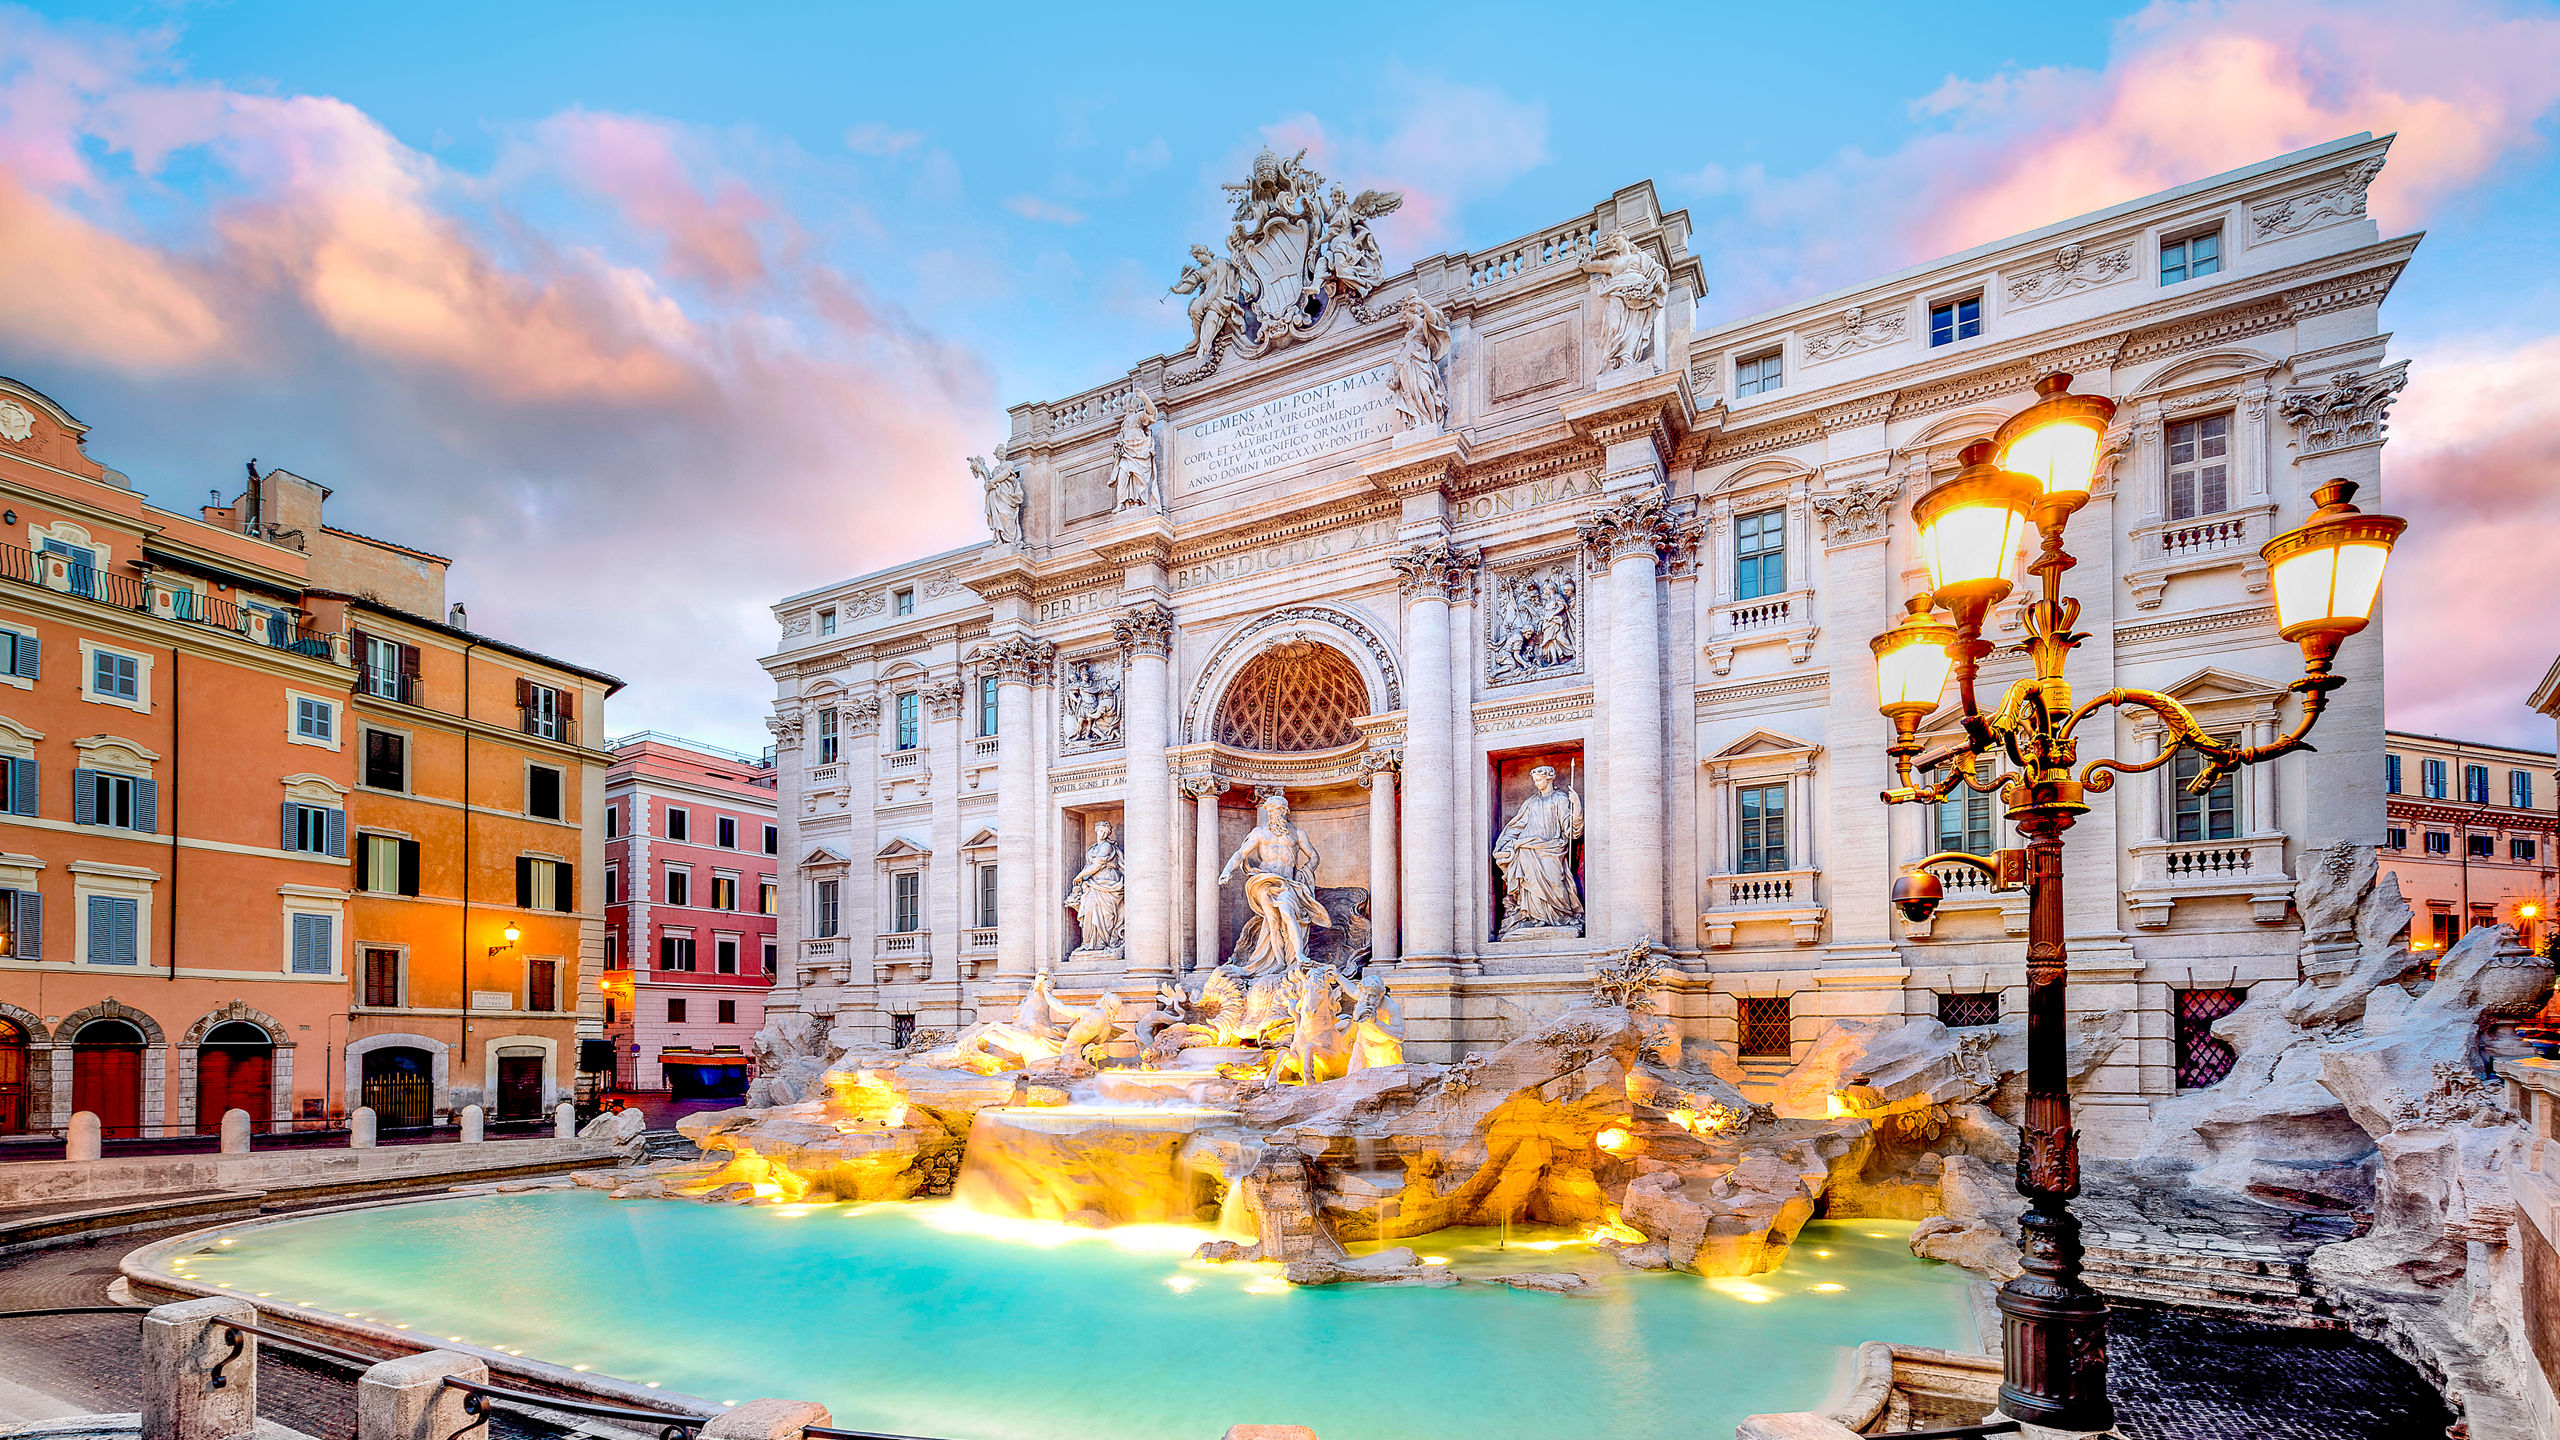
[763,134,2416,1154]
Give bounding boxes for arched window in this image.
[1215,640,1367,752]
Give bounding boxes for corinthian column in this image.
[1360,750,1401,969]
[1185,776,1227,969]
[1579,489,1677,947]
[1388,540,1476,964]
[1115,603,1177,978]
[973,635,1052,979]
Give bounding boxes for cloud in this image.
[1004,194,1086,225]
[1250,71,1549,256]
[844,122,923,158]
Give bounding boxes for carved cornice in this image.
[1693,671,1831,717]
[1112,602,1176,658]
[973,635,1056,684]
[1698,415,1825,467]
[1389,538,1482,600]
[1817,394,1897,432]
[2114,605,2277,648]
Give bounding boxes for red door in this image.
[0,1023,26,1135]
[198,1045,273,1134]
[73,1044,144,1139]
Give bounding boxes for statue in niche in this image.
[1172,244,1253,372]
[1487,566,1579,682]
[1494,764,1586,938]
[1581,230,1669,378]
[1387,293,1452,435]
[1065,821,1126,959]
[972,447,1026,549]
[1110,390,1164,511]
[1217,791,1332,976]
[1061,661,1122,746]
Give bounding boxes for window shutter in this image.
[399,643,421,679]
[516,677,535,713]
[13,632,35,679]
[114,897,136,962]
[86,896,106,962]
[282,801,297,851]
[72,769,95,826]
[15,889,38,959]
[660,934,674,970]
[134,778,158,834]
[516,856,534,909]
[326,807,346,858]
[11,757,34,816]
[557,688,576,731]
[555,862,574,913]
[354,835,371,891]
[289,914,309,973]
[348,626,370,662]
[398,838,422,897]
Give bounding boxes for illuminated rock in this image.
[949,1105,1234,1225]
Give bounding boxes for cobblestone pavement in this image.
[2108,1302,2458,1440]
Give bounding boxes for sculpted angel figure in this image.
[1111,389,1163,511]
[1387,293,1452,434]
[1171,244,1249,370]
[1217,792,1331,976]
[972,447,1026,549]
[1494,765,1586,937]
[1581,230,1670,376]
[1066,820,1126,956]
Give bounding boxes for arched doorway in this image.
[71,1019,146,1139]
[360,1046,434,1130]
[196,1021,273,1135]
[0,1019,27,1135]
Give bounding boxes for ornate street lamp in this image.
[1873,374,2405,1431]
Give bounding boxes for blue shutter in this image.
[326,808,346,858]
[14,889,38,960]
[290,913,333,974]
[12,633,35,679]
[115,897,137,963]
[85,896,105,962]
[10,757,33,816]
[134,778,158,834]
[72,769,95,826]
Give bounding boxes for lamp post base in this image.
[1996,1203,2114,1433]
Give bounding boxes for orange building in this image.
[0,378,360,1138]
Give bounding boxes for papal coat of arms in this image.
[1170,149,1402,374]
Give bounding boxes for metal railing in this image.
[443,1375,709,1440]
[0,539,342,662]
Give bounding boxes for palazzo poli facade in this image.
[762,134,2411,1154]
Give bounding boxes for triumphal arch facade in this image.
[762,135,2412,1152]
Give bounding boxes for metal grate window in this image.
[1738,995,1792,1058]
[2174,987,2246,1089]
[1938,991,2001,1028]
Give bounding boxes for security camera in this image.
[1892,868,1944,923]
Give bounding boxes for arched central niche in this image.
[1215,638,1366,752]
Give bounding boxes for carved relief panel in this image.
[1482,555,1584,686]
[1058,655,1124,751]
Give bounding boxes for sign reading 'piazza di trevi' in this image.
[763,137,2411,1154]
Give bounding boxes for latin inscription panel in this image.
[1172,364,1400,491]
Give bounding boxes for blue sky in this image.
[5,0,2559,749]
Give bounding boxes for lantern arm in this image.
[2063,687,2252,795]
[1910,849,2007,881]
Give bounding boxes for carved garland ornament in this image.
[2006,242,2134,307]
[2251,157,2385,240]
[1802,305,1907,363]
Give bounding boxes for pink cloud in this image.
[1250,71,1549,257]
[534,111,773,293]
[0,172,224,367]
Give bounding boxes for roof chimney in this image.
[448,602,468,629]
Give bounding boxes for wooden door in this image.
[198,1045,273,1134]
[0,1024,25,1135]
[73,1045,143,1138]
[495,1056,542,1121]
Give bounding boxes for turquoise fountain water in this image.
[160,1191,1974,1440]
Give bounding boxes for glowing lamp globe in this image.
[1994,372,2118,511]
[503,926,521,944]
[2260,480,2405,657]
[1872,595,1957,721]
[1912,442,2038,615]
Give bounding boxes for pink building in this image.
[601,733,779,1097]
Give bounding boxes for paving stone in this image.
[2107,1302,2455,1440]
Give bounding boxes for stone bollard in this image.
[67,1110,102,1161]
[459,1104,484,1143]
[554,1099,575,1139]
[357,1350,484,1440]
[219,1109,253,1155]
[704,1399,832,1440]
[142,1295,256,1440]
[349,1106,377,1149]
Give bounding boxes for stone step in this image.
[2087,1245,2313,1281]
[2085,1259,2321,1304]
[2092,1273,2343,1327]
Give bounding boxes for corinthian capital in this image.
[1388,537,1480,601]
[972,635,1055,683]
[1577,485,1680,565]
[1113,602,1176,657]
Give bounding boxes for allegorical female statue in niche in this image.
[1217,791,1331,976]
[1494,764,1585,937]
[1065,820,1126,958]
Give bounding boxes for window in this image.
[2385,753,2401,794]
[667,997,688,1022]
[0,628,40,681]
[711,874,738,911]
[282,802,345,857]
[1735,349,1782,398]
[0,887,37,959]
[605,868,620,906]
[363,948,401,1007]
[718,998,737,1025]
[760,880,778,915]
[358,835,420,896]
[85,895,138,965]
[605,932,620,968]
[88,649,139,704]
[2161,227,2221,285]
[891,872,921,933]
[2513,770,2536,810]
[2386,827,2406,850]
[895,692,920,751]
[43,540,96,597]
[1928,296,1981,347]
[294,697,334,743]
[1938,992,2001,1028]
[521,681,565,741]
[763,823,779,855]
[717,816,737,849]
[528,959,557,1012]
[517,856,573,913]
[666,807,689,841]
[2165,414,2230,520]
[665,866,691,907]
[2513,838,2538,862]
[977,864,999,928]
[2432,913,2457,948]
[660,933,696,972]
[364,730,407,791]
[893,587,915,616]
[0,755,30,817]
[361,637,408,701]
[815,879,840,937]
[2423,758,2448,799]
[605,804,619,839]
[979,674,1000,738]
[2425,831,2452,855]
[527,765,563,821]
[2174,987,2245,1087]
[1937,763,1995,856]
[75,769,154,832]
[816,708,839,764]
[716,936,739,975]
[1737,996,1791,1058]
[1737,783,1788,874]
[761,941,777,973]
[2463,764,2490,805]
[288,912,335,975]
[819,608,837,636]
[1734,507,1785,601]
[2468,834,2494,858]
[2171,746,2237,841]
[890,1014,917,1048]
